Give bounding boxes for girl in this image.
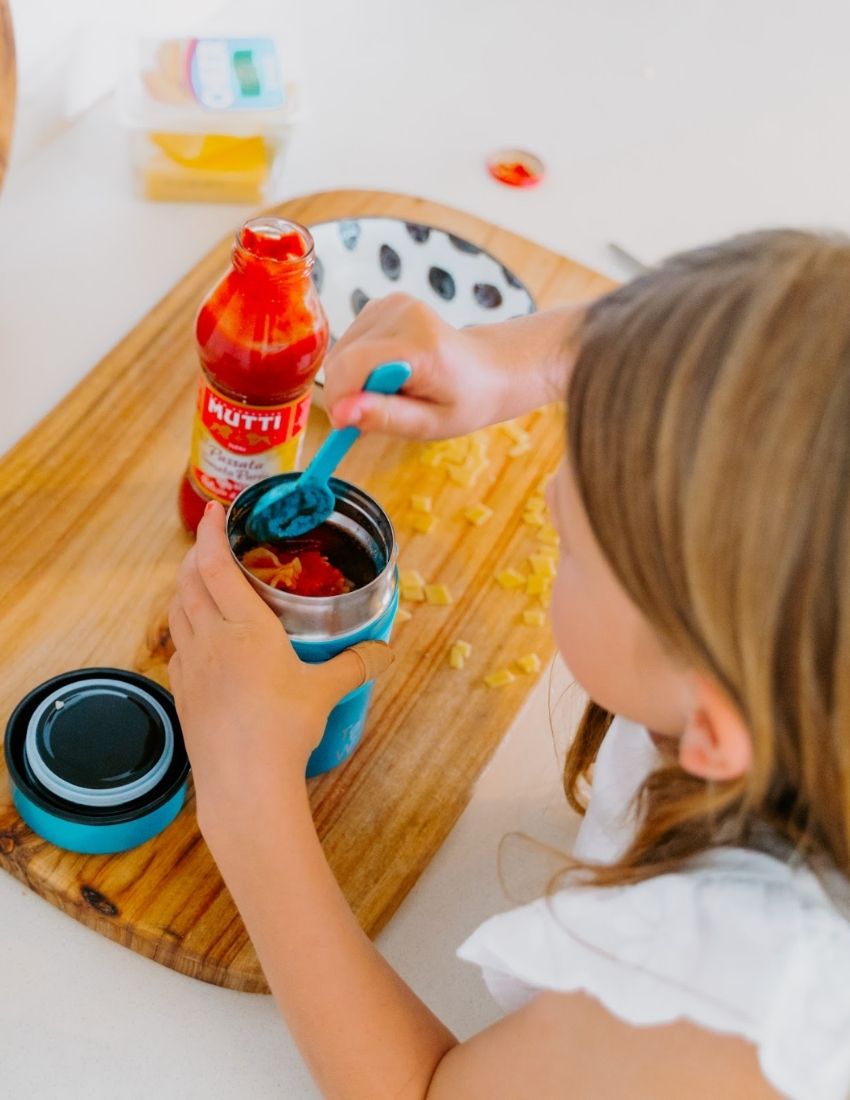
[168,229,850,1100]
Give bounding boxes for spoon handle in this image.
[304,361,413,485]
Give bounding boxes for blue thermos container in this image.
[227,474,398,777]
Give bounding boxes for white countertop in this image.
[2,1,849,1096]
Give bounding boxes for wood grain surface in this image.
[0,190,614,992]
[0,0,14,193]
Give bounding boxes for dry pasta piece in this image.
[529,554,557,578]
[522,607,546,627]
[419,446,445,468]
[447,462,478,488]
[412,513,438,534]
[425,583,453,606]
[396,606,413,623]
[525,495,546,513]
[499,420,529,444]
[509,441,532,458]
[526,575,547,596]
[453,639,472,658]
[516,652,542,674]
[400,583,426,603]
[443,438,469,463]
[538,546,559,559]
[522,511,546,528]
[400,569,426,588]
[537,524,560,547]
[464,502,494,527]
[410,495,432,514]
[484,668,516,688]
[242,546,282,569]
[495,568,525,590]
[448,648,466,670]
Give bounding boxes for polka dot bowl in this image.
[309,217,536,388]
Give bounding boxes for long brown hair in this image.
[561,229,850,888]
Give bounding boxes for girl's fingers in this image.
[319,641,395,703]
[329,392,437,439]
[168,595,193,650]
[195,502,264,622]
[177,546,221,629]
[167,651,182,702]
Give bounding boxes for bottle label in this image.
[189,377,312,504]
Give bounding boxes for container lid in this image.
[24,678,174,808]
[118,35,301,135]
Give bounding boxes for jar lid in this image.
[24,678,174,808]
[4,668,189,827]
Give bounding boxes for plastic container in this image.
[227,475,399,777]
[4,669,190,854]
[119,36,300,204]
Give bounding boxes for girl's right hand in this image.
[323,293,586,442]
[323,293,507,441]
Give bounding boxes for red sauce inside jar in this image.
[239,523,378,598]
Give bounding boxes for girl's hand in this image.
[323,293,585,440]
[323,293,503,439]
[167,502,393,838]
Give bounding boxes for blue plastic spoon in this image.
[246,360,412,542]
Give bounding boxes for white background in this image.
[1,1,849,1096]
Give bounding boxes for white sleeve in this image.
[456,849,850,1100]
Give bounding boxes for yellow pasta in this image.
[410,495,432,514]
[449,648,466,670]
[425,583,453,606]
[516,652,542,675]
[412,513,438,534]
[522,607,546,627]
[484,668,516,688]
[464,502,494,527]
[495,568,526,590]
[529,554,557,578]
[526,575,547,596]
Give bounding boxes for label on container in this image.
[189,377,312,504]
[189,38,285,111]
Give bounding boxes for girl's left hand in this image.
[167,502,393,838]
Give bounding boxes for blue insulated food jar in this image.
[228,475,398,777]
[4,668,190,854]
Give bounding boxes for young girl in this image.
[168,228,850,1100]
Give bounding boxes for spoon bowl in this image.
[247,360,412,543]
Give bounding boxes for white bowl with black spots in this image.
[309,217,536,390]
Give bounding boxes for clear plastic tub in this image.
[119,36,300,204]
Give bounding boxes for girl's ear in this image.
[679,673,753,781]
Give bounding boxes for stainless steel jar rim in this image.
[227,475,398,640]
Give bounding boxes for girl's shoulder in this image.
[457,845,850,1100]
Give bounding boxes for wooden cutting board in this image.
[0,190,613,993]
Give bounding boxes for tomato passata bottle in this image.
[178,216,329,534]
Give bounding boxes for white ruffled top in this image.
[456,716,850,1100]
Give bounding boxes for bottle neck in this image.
[231,217,316,282]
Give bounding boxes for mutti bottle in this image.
[178,216,329,534]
